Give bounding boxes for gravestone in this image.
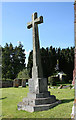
[17,12,61,112]
[22,79,26,87]
[13,79,19,87]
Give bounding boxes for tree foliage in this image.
[58,47,74,80]
[27,46,74,81]
[2,43,26,80]
[27,50,33,77]
[2,42,74,82]
[17,69,29,79]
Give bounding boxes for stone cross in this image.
[27,12,48,94]
[27,12,43,79]
[17,12,61,112]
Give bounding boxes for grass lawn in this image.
[1,86,74,118]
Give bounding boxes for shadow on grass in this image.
[61,98,74,104]
[0,97,7,100]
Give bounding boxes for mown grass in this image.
[1,86,74,118]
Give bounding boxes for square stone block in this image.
[29,78,48,94]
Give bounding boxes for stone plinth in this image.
[18,75,61,112]
[18,80,61,112]
[28,78,48,93]
[18,78,61,112]
[18,98,61,112]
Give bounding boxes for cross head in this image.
[27,12,43,29]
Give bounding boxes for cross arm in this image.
[35,16,43,24]
[27,22,32,29]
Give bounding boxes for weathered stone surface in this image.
[18,100,61,112]
[27,12,44,93]
[18,12,61,112]
[27,92,50,99]
[27,12,45,95]
[22,95,56,106]
[28,78,48,94]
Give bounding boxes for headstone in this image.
[13,79,19,87]
[18,12,61,112]
[22,79,26,87]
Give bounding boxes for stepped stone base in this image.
[18,100,61,112]
[18,78,61,112]
[17,92,61,112]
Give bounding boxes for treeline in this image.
[1,43,74,81]
[2,43,26,80]
[27,46,74,80]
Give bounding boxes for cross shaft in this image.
[27,12,43,79]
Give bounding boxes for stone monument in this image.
[17,12,61,112]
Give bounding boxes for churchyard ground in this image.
[1,85,74,118]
